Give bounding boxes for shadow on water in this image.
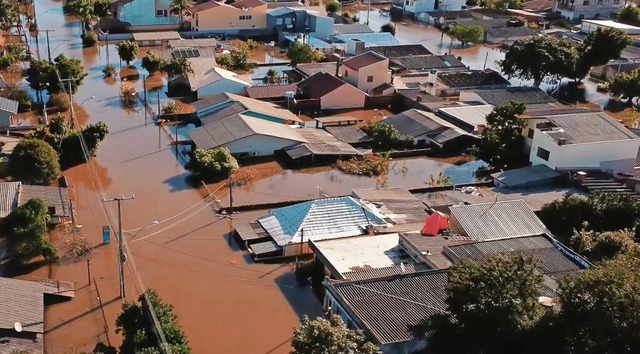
[273,268,323,321]
[162,172,192,192]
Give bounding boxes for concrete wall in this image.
[224,134,301,156]
[192,4,268,31]
[529,128,640,173]
[197,79,251,98]
[321,84,366,109]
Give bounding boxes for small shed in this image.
[132,31,181,46]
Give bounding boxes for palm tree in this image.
[161,57,192,81]
[170,0,192,30]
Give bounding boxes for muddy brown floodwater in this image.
[22,1,321,353]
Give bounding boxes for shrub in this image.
[103,63,116,77]
[9,139,61,184]
[336,154,390,177]
[81,31,98,47]
[326,1,340,13]
[185,147,239,181]
[141,51,164,74]
[50,93,70,111]
[161,100,178,114]
[381,23,396,36]
[245,38,258,50]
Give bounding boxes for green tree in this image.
[325,1,340,13]
[67,0,95,33]
[619,5,640,25]
[448,24,484,46]
[94,0,112,17]
[426,254,543,354]
[117,41,139,66]
[557,256,640,354]
[608,68,640,104]
[81,31,98,47]
[0,1,20,31]
[538,193,640,244]
[500,36,577,86]
[291,315,381,354]
[161,56,192,78]
[115,289,190,354]
[25,59,54,103]
[51,54,88,94]
[573,27,631,80]
[361,121,409,150]
[571,229,639,263]
[9,138,61,184]
[380,22,396,35]
[471,101,526,171]
[263,68,281,84]
[286,41,322,67]
[170,0,192,30]
[1,198,56,265]
[141,51,164,74]
[185,147,239,181]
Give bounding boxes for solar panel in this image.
[171,48,200,59]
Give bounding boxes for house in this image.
[0,97,18,128]
[112,0,179,29]
[192,92,303,125]
[591,60,640,80]
[236,196,388,259]
[554,0,625,21]
[529,112,640,173]
[341,51,390,93]
[282,128,361,162]
[580,19,640,34]
[324,125,372,145]
[485,26,537,44]
[324,233,588,354]
[0,181,70,223]
[460,87,557,106]
[267,7,335,39]
[382,109,476,149]
[419,10,476,25]
[296,72,367,110]
[189,0,268,32]
[390,55,467,74]
[309,233,426,281]
[246,84,298,102]
[287,62,339,82]
[438,104,494,133]
[447,199,548,241]
[352,187,432,233]
[131,32,181,47]
[188,113,306,154]
[368,44,432,58]
[184,58,252,98]
[392,0,467,17]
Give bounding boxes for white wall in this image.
[197,79,250,98]
[404,0,466,14]
[529,129,640,173]
[321,84,366,110]
[224,135,301,156]
[522,118,546,154]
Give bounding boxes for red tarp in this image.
[421,211,449,236]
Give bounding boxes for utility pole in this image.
[102,195,135,299]
[366,0,371,25]
[32,1,40,61]
[143,75,147,125]
[41,29,55,63]
[60,78,77,128]
[228,179,234,215]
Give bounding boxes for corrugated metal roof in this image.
[333,24,375,35]
[235,221,270,242]
[258,196,387,246]
[0,96,18,114]
[0,277,45,333]
[438,104,494,130]
[545,112,638,144]
[400,233,472,269]
[475,87,556,106]
[324,125,371,144]
[249,239,282,256]
[291,128,361,156]
[168,38,219,48]
[20,185,70,217]
[341,263,423,281]
[330,270,449,344]
[448,199,547,241]
[0,181,20,217]
[332,33,400,46]
[383,109,472,143]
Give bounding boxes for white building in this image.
[580,19,640,35]
[554,0,624,21]
[341,51,391,94]
[528,112,640,173]
[394,0,467,16]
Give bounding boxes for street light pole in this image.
[42,29,55,63]
[102,195,135,299]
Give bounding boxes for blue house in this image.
[267,7,335,40]
[113,0,180,30]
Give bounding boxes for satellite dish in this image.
[14,322,23,332]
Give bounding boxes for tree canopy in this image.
[380,22,396,36]
[161,57,192,78]
[1,198,56,266]
[619,5,640,26]
[286,42,323,67]
[471,101,526,171]
[484,0,522,9]
[570,229,640,263]
[115,289,190,354]
[426,253,543,354]
[170,0,192,29]
[361,121,410,150]
[608,68,640,104]
[117,41,139,66]
[25,56,88,95]
[291,315,381,354]
[448,25,484,46]
[9,138,61,184]
[573,27,631,80]
[185,147,239,182]
[325,1,340,13]
[141,51,164,74]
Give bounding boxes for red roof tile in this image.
[343,51,387,70]
[231,0,265,8]
[246,84,298,99]
[189,0,220,12]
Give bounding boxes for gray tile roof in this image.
[486,26,537,39]
[0,181,20,218]
[333,24,375,35]
[20,185,71,217]
[287,128,361,157]
[475,87,556,106]
[200,102,247,126]
[0,277,45,334]
[328,270,449,344]
[341,263,424,281]
[391,55,466,71]
[368,44,432,58]
[448,199,548,241]
[400,232,473,269]
[523,103,600,117]
[324,125,371,144]
[0,96,19,114]
[192,93,229,112]
[258,196,387,246]
[544,112,638,144]
[383,109,470,144]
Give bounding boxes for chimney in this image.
[558,138,566,146]
[335,57,341,77]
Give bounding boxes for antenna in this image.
[14,322,23,332]
[479,192,501,218]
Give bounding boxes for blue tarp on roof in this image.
[331,32,400,47]
[284,35,333,49]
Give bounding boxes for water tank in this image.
[428,69,438,84]
[346,39,365,56]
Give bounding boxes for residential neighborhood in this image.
[3,0,640,353]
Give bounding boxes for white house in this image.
[554,0,624,21]
[528,112,640,173]
[188,114,307,156]
[580,19,640,35]
[187,58,252,98]
[0,97,18,128]
[341,51,391,94]
[394,0,467,16]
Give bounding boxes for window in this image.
[285,17,293,24]
[344,70,348,77]
[163,9,168,16]
[527,128,534,139]
[367,75,374,82]
[156,9,163,16]
[537,147,550,161]
[276,18,283,25]
[405,0,410,5]
[582,0,589,5]
[239,15,253,20]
